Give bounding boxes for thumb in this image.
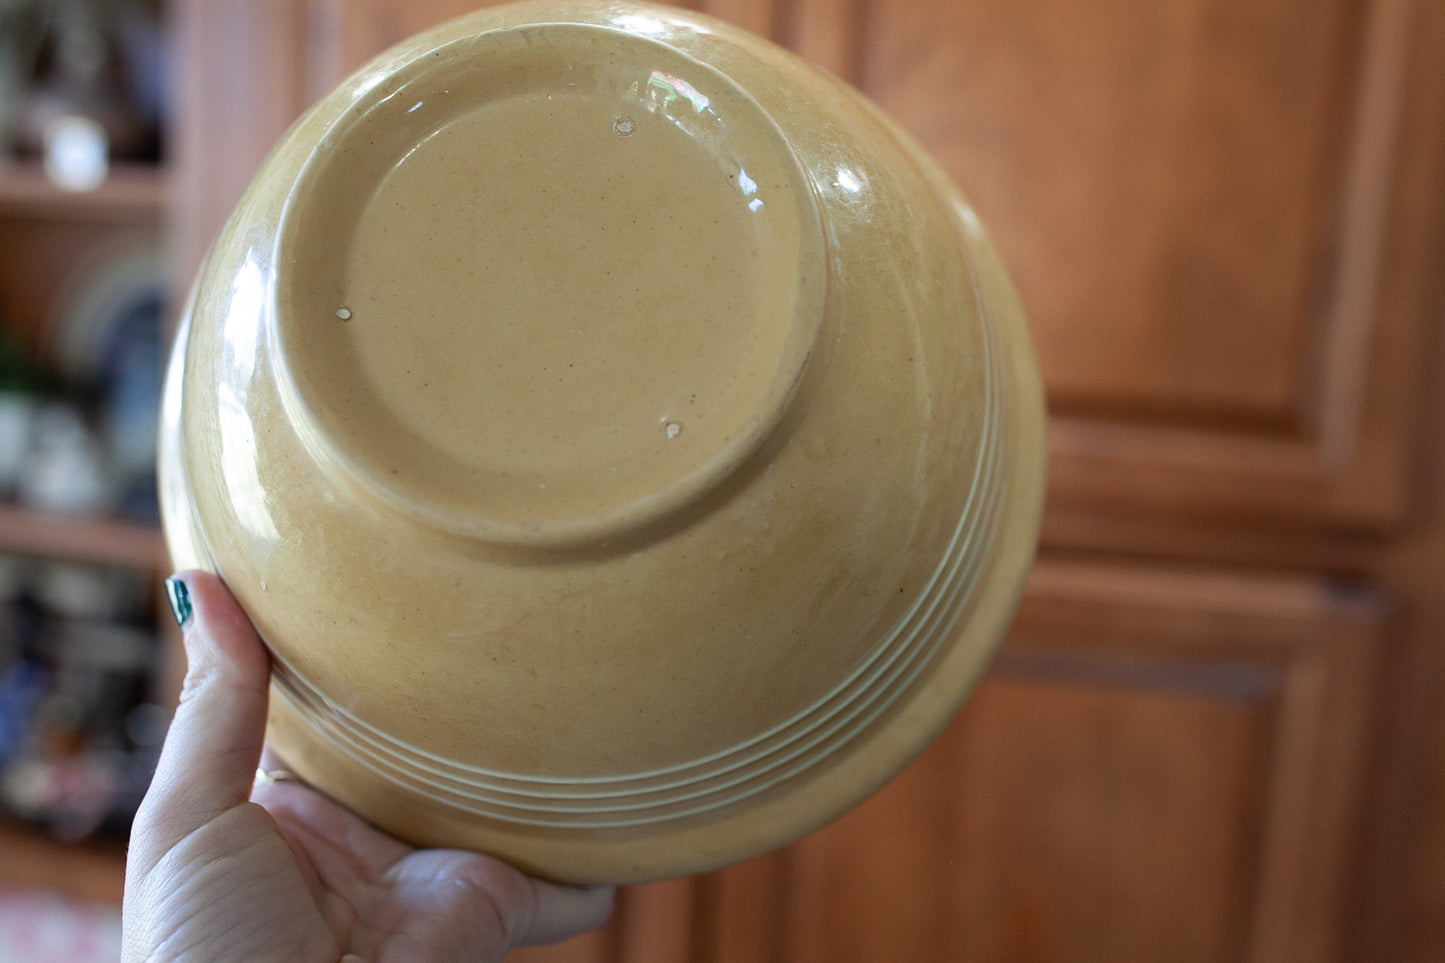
[129,571,272,874]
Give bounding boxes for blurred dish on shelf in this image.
[17,402,114,517]
[43,233,165,520]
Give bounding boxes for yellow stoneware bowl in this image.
[159,0,1046,883]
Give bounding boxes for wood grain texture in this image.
[169,0,313,285]
[508,927,610,963]
[855,0,1351,418]
[681,558,1383,963]
[688,0,779,38]
[300,0,786,91]
[1350,5,1445,942]
[693,849,791,963]
[1034,0,1437,530]
[0,825,125,906]
[810,0,1440,529]
[609,878,697,962]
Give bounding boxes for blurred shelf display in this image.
[0,554,168,847]
[0,824,124,907]
[0,504,164,572]
[0,161,168,218]
[0,0,170,908]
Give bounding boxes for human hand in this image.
[122,571,614,962]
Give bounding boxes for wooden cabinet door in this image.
[782,0,1444,531]
[693,560,1384,963]
[506,558,1382,962]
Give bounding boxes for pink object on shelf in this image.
[0,886,120,963]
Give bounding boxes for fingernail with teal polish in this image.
[165,577,192,627]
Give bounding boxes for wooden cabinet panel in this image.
[503,878,697,962]
[303,0,785,78]
[302,0,485,81]
[781,679,1268,962]
[854,0,1353,422]
[684,559,1382,962]
[785,0,1445,529]
[295,0,787,91]
[514,558,1386,962]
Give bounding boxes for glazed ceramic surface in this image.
[159,0,1047,883]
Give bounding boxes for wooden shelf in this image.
[0,504,166,570]
[0,821,125,906]
[0,161,168,221]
